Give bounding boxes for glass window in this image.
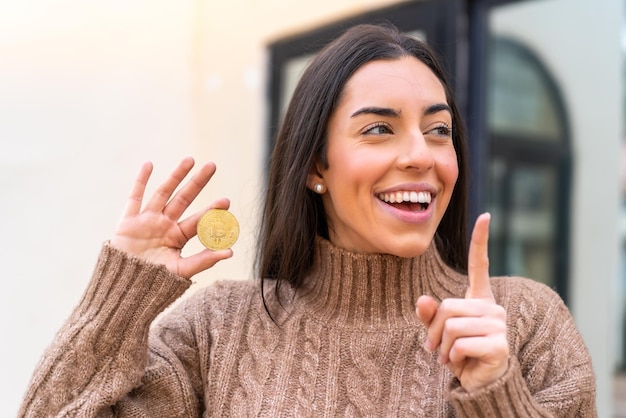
[279,54,314,122]
[484,29,570,297]
[488,158,557,286]
[488,38,561,141]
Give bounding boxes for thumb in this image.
[466,212,494,300]
[416,295,438,327]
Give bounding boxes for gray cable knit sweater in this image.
[19,237,596,417]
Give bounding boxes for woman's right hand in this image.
[110,156,233,279]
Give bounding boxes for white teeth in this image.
[379,191,432,204]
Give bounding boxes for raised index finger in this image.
[466,212,494,301]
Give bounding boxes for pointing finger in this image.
[416,295,438,327]
[466,212,494,301]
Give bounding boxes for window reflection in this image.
[489,161,556,286]
[488,38,561,141]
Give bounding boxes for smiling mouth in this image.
[378,191,432,212]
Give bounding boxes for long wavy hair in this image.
[256,23,469,297]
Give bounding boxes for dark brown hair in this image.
[257,23,469,294]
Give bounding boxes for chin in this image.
[381,240,432,258]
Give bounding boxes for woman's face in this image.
[310,56,458,257]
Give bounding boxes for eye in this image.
[363,122,393,135]
[426,123,452,138]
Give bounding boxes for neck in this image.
[295,237,467,330]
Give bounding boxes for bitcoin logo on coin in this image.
[197,209,239,250]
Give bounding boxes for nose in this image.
[397,130,435,171]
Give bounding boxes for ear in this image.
[306,161,325,192]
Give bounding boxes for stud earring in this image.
[313,183,326,194]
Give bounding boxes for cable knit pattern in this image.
[345,333,388,415]
[295,318,322,416]
[19,237,597,417]
[231,307,279,417]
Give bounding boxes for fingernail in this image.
[423,340,434,352]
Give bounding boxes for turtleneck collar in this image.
[295,237,468,330]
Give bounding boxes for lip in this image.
[375,182,437,224]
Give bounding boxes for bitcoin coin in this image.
[197,209,239,250]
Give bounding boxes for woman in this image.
[19,23,596,416]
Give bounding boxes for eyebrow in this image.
[350,107,400,118]
[350,103,452,118]
[424,103,452,116]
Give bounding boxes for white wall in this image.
[0,0,402,415]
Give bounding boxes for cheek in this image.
[328,146,385,185]
[449,161,460,185]
[437,149,459,186]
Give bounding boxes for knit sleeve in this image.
[17,243,202,417]
[447,278,597,417]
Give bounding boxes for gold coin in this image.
[197,209,239,250]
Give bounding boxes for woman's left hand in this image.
[416,213,509,392]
